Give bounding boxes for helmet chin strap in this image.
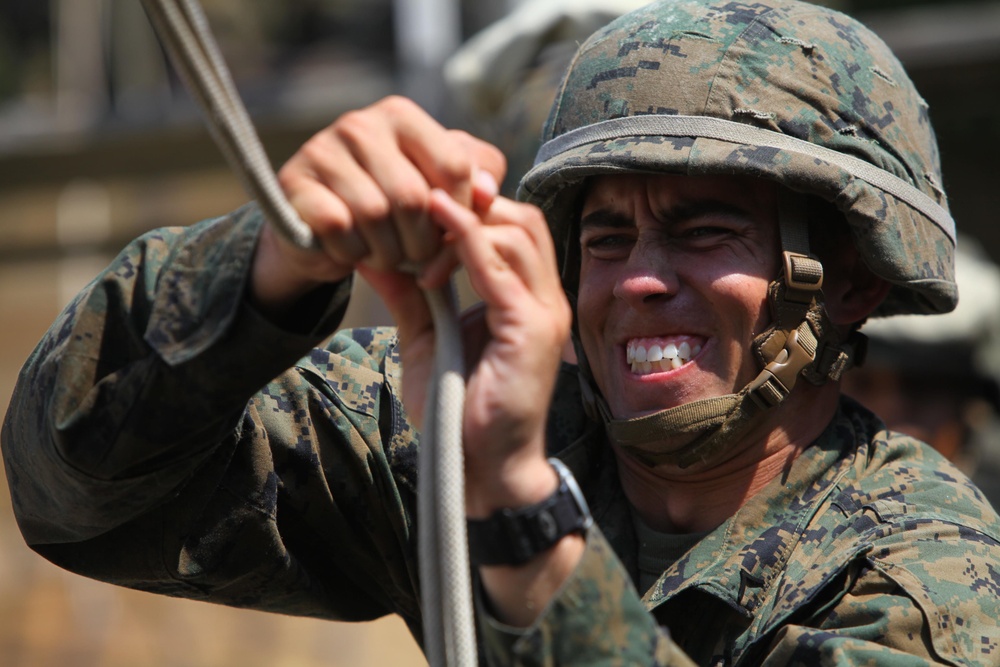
[578,192,867,469]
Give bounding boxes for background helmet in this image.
[519,0,957,319]
[845,236,1000,504]
[444,0,649,197]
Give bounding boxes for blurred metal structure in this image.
[393,0,461,108]
[857,1,1000,265]
[0,0,995,256]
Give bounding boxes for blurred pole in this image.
[110,0,173,120]
[392,0,462,112]
[52,0,109,132]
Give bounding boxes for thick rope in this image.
[137,1,476,664]
[419,287,475,667]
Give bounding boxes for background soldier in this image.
[845,235,1000,507]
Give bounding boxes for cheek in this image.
[702,276,772,389]
[708,274,773,340]
[575,281,604,358]
[576,260,610,323]
[574,266,618,384]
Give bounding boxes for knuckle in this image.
[276,160,302,192]
[482,143,507,176]
[332,109,376,148]
[442,159,473,189]
[295,134,334,169]
[379,95,418,115]
[355,192,392,223]
[452,129,506,176]
[283,130,331,174]
[560,298,573,326]
[523,201,548,224]
[509,224,533,247]
[448,128,475,146]
[306,208,349,237]
[510,200,547,230]
[391,184,429,218]
[437,147,473,187]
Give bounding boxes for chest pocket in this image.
[300,347,386,418]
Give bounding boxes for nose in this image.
[612,240,679,307]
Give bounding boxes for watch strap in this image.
[467,458,592,566]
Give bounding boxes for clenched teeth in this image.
[626,339,702,375]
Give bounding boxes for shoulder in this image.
[833,398,999,536]
[299,326,419,489]
[774,400,1000,664]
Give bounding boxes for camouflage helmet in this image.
[519,0,957,318]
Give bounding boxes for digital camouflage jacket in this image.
[3,207,1000,666]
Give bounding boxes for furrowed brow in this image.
[579,209,635,233]
[579,198,755,235]
[665,200,751,223]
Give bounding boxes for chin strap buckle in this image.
[747,322,819,409]
[782,251,824,304]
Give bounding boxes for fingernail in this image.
[429,188,454,210]
[473,168,499,199]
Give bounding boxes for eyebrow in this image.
[579,209,633,232]
[579,199,753,232]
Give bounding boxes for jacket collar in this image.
[548,370,869,620]
[641,412,859,617]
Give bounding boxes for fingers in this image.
[332,99,439,265]
[279,96,505,276]
[447,131,505,221]
[356,265,431,343]
[281,170,372,266]
[428,192,568,320]
[428,192,570,483]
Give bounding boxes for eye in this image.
[673,221,738,246]
[685,225,731,238]
[580,229,634,259]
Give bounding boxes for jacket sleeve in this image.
[477,524,693,667]
[0,204,424,626]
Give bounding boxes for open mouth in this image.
[626,337,703,375]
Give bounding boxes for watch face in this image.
[550,457,593,531]
[538,509,559,541]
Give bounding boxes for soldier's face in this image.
[576,173,780,420]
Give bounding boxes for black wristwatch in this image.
[467,458,593,566]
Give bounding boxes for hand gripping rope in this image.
[137,1,477,665]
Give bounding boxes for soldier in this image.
[3,1,999,665]
[843,235,1000,508]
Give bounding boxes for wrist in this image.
[465,453,558,519]
[250,224,349,319]
[467,458,592,567]
[478,532,585,627]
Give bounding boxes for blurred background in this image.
[0,0,997,665]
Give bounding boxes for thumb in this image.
[355,266,432,346]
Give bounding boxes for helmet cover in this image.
[519,0,957,318]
